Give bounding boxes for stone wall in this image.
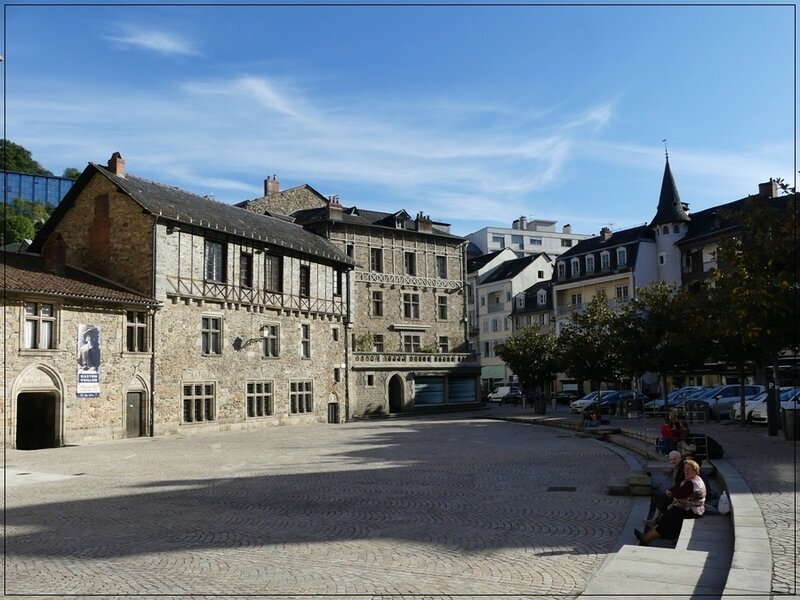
[45,175,155,295]
[244,186,327,217]
[3,298,153,447]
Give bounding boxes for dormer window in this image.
[585,255,595,273]
[537,291,547,306]
[396,219,404,229]
[617,247,627,266]
[557,262,566,279]
[662,226,669,235]
[673,224,680,234]
[600,251,610,270]
[570,258,580,276]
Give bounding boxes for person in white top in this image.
[634,459,706,545]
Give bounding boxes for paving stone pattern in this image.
[3,414,632,598]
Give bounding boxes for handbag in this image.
[717,490,731,515]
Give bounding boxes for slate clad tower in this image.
[648,157,690,284]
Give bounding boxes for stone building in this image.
[2,248,157,448]
[240,179,481,416]
[19,153,355,447]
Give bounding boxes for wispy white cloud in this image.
[105,27,199,56]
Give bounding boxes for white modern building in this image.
[466,217,592,259]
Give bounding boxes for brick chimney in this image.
[600,227,612,241]
[758,179,778,198]
[107,152,125,177]
[43,233,67,275]
[415,212,432,233]
[328,195,343,221]
[264,175,280,196]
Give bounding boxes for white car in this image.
[750,388,800,424]
[730,391,769,422]
[569,391,600,413]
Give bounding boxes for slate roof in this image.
[480,253,548,284]
[512,280,553,314]
[292,204,464,240]
[649,159,690,227]
[2,251,155,306]
[467,249,513,274]
[558,224,654,260]
[676,193,795,247]
[31,164,355,268]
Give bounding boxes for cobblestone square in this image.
[3,413,632,598]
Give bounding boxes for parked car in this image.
[596,390,649,414]
[569,391,601,413]
[502,389,529,406]
[552,390,580,404]
[644,386,702,411]
[750,387,800,424]
[487,385,520,404]
[687,384,765,419]
[730,391,769,422]
[670,386,718,410]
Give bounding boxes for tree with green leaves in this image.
[559,290,625,398]
[62,167,82,179]
[707,195,797,424]
[0,139,53,175]
[614,281,709,408]
[494,327,562,408]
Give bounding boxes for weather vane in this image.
[663,138,669,160]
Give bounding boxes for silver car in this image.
[750,388,800,424]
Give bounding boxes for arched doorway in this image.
[388,375,404,413]
[16,392,58,450]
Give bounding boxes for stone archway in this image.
[388,375,404,413]
[11,365,64,449]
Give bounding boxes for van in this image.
[487,385,519,404]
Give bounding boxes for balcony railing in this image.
[356,271,460,290]
[166,276,346,316]
[352,352,480,368]
[487,303,506,314]
[556,303,587,317]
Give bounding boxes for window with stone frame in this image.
[246,380,273,417]
[617,247,627,266]
[437,295,448,320]
[372,290,384,316]
[264,253,283,292]
[239,252,253,288]
[436,255,448,279]
[301,323,311,358]
[403,292,420,319]
[404,251,417,276]
[331,326,339,342]
[557,262,566,279]
[183,382,216,422]
[373,334,384,352]
[262,323,280,357]
[299,265,311,298]
[201,315,222,355]
[125,310,148,353]
[333,270,343,296]
[289,380,313,414]
[204,240,227,283]
[403,334,421,352]
[438,336,449,353]
[23,301,56,349]
[600,251,611,270]
[370,248,384,273]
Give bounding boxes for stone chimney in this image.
[107,152,125,177]
[43,233,67,275]
[562,224,572,234]
[415,212,432,233]
[758,179,779,198]
[600,227,612,241]
[328,195,343,221]
[264,175,280,196]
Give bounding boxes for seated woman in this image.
[635,459,706,545]
[657,416,677,454]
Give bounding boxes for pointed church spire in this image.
[649,156,690,227]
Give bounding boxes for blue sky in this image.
[3,3,795,237]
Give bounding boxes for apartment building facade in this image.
[13,153,356,448]
[241,180,481,416]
